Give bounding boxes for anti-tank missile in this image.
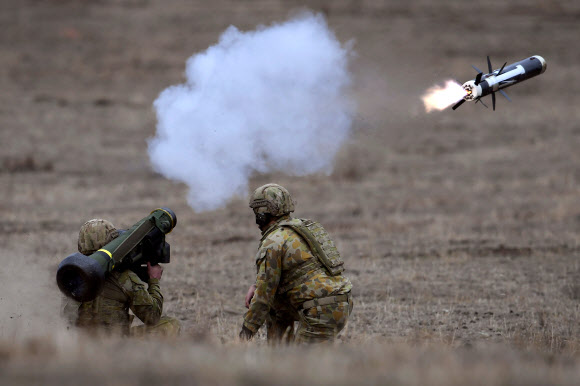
[452,55,547,111]
[56,208,177,302]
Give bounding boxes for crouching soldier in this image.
[62,219,181,337]
[240,183,353,344]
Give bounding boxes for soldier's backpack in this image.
[278,218,345,276]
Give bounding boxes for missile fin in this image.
[487,56,493,73]
[475,73,483,85]
[497,62,507,76]
[499,89,511,101]
[471,64,483,74]
[492,92,496,111]
[452,99,466,110]
[478,99,489,108]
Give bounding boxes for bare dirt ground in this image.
[1,0,580,384]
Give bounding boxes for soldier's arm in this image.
[125,271,163,326]
[243,244,283,333]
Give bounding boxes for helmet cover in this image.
[77,219,119,256]
[249,183,295,217]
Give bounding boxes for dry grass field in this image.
[1,0,580,384]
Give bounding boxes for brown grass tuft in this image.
[1,155,53,173]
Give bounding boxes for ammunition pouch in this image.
[278,218,345,276]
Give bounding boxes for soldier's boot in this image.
[131,316,181,338]
[295,296,353,344]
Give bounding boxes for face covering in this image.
[255,213,273,229]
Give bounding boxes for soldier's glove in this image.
[239,325,254,341]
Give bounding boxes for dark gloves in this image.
[239,325,254,341]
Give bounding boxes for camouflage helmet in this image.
[249,183,295,217]
[77,219,119,256]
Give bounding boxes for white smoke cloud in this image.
[148,12,354,211]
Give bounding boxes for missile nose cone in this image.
[532,55,547,74]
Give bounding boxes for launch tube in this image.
[56,208,177,302]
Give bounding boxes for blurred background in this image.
[1,1,580,384]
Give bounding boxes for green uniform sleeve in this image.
[243,243,283,333]
[124,272,163,326]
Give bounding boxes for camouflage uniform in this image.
[243,184,353,344]
[64,219,181,337]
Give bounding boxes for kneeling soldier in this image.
[63,219,181,337]
[240,183,353,343]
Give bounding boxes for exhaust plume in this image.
[148,12,354,211]
[422,80,466,112]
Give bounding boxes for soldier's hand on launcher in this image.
[147,262,163,280]
[245,284,256,308]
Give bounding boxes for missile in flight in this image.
[452,55,547,111]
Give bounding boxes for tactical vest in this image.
[278,218,345,276]
[76,272,132,331]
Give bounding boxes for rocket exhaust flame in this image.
[421,80,467,112]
